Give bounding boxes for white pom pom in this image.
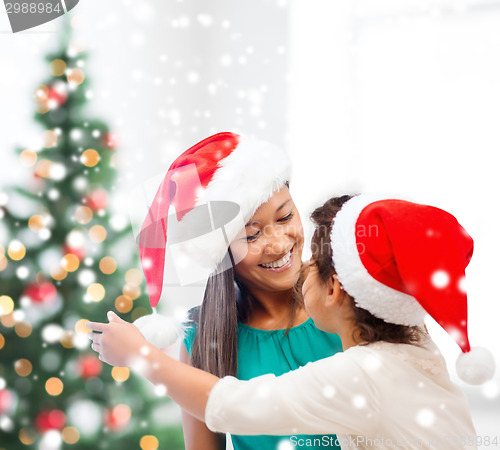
[133,311,184,349]
[456,346,496,385]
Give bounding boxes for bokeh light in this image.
[140,435,159,450]
[14,359,33,377]
[99,256,117,274]
[115,295,133,314]
[45,377,64,396]
[61,253,80,272]
[8,241,26,261]
[80,149,100,167]
[89,225,107,243]
[111,367,130,383]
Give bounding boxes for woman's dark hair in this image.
[310,195,424,346]
[188,182,304,378]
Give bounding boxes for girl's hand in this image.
[87,311,148,367]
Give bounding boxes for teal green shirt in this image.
[183,317,343,450]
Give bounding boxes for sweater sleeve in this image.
[205,350,379,437]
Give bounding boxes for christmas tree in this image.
[0,20,184,450]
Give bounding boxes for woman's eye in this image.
[278,212,293,223]
[245,232,260,242]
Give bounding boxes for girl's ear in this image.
[325,274,344,308]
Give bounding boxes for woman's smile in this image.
[258,246,294,272]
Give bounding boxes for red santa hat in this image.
[133,132,291,347]
[330,194,495,385]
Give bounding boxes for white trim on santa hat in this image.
[330,193,428,326]
[177,137,292,272]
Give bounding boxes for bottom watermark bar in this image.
[289,435,500,448]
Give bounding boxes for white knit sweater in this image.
[205,337,477,449]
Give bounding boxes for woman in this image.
[88,194,494,448]
[116,132,342,449]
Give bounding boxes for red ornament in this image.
[101,132,117,149]
[0,389,13,414]
[47,82,68,108]
[22,282,57,304]
[104,405,131,432]
[63,244,86,261]
[86,189,109,211]
[35,409,66,433]
[78,355,103,379]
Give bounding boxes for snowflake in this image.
[431,270,449,289]
[416,408,435,427]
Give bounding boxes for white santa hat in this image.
[133,132,291,348]
[330,194,495,385]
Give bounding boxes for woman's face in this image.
[230,186,304,295]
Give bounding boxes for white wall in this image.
[289,0,500,435]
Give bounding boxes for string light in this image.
[45,377,64,396]
[74,206,93,224]
[62,426,79,444]
[115,295,133,313]
[50,59,67,77]
[86,283,105,302]
[43,130,58,148]
[15,321,32,338]
[99,256,117,274]
[111,367,130,383]
[0,296,14,315]
[14,359,32,377]
[8,241,26,261]
[80,149,100,167]
[89,225,106,243]
[61,254,80,272]
[140,435,159,450]
[125,269,143,286]
[20,150,38,167]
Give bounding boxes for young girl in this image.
[88,194,495,449]
[109,132,343,449]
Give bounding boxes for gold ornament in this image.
[14,358,32,377]
[99,256,117,274]
[0,296,14,315]
[81,149,100,167]
[45,377,64,396]
[8,240,26,261]
[115,295,133,314]
[0,312,15,328]
[60,330,75,348]
[15,321,32,338]
[19,428,36,446]
[74,206,93,224]
[66,68,85,85]
[0,255,7,272]
[140,435,159,450]
[43,130,58,148]
[50,264,68,281]
[20,150,38,167]
[50,59,67,77]
[89,225,107,243]
[35,159,54,178]
[28,214,45,232]
[87,283,105,302]
[122,284,140,300]
[111,367,130,382]
[125,268,143,286]
[62,427,80,445]
[61,253,80,272]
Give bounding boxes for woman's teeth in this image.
[260,250,292,269]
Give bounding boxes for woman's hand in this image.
[87,311,148,367]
